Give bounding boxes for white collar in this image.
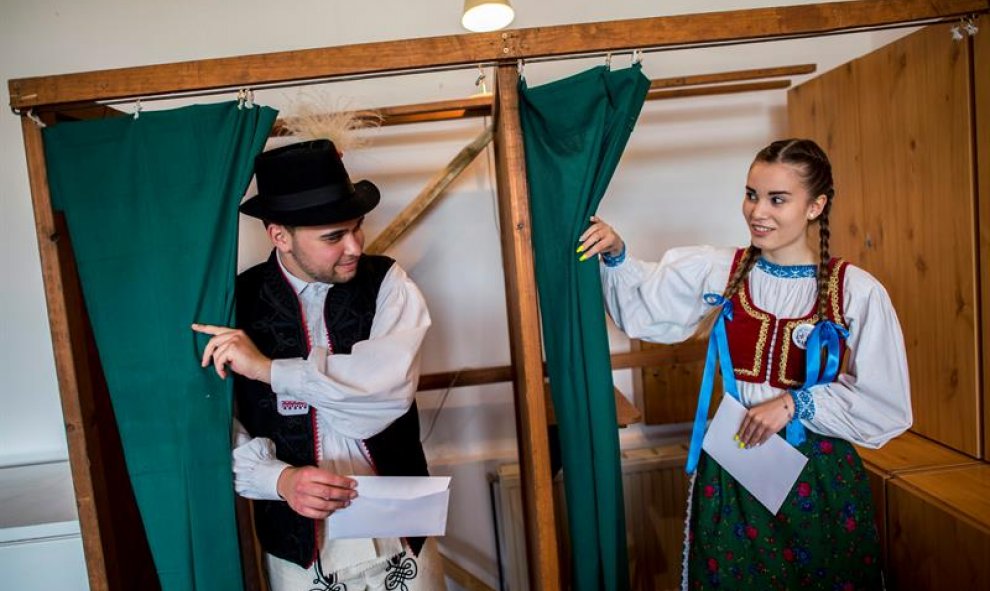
[275,251,332,296]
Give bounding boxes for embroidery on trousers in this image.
[309,555,347,591]
[384,552,418,591]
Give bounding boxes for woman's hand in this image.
[577,216,624,261]
[736,392,794,447]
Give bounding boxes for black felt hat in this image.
[239,139,380,226]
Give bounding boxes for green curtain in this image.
[519,64,650,591]
[44,102,277,590]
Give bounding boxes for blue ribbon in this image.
[786,320,849,446]
[686,294,740,474]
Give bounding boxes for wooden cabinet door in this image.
[789,23,981,457]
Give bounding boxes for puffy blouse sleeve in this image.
[798,266,913,448]
[600,245,734,344]
[268,264,431,439]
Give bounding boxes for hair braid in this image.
[816,196,833,321]
[754,138,836,323]
[723,245,761,302]
[693,245,760,340]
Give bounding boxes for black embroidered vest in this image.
[235,252,429,568]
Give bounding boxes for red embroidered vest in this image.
[724,249,849,389]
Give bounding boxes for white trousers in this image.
[266,538,446,591]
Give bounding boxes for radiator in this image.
[492,443,690,591]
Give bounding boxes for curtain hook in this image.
[517,58,525,77]
[133,99,142,120]
[632,49,644,65]
[605,52,612,70]
[236,89,246,110]
[963,16,979,36]
[25,109,47,128]
[951,22,964,41]
[245,89,255,109]
[475,65,488,95]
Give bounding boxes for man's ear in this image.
[267,223,292,251]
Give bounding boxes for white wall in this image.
[1,1,910,588]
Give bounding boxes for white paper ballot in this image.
[327,476,451,539]
[702,395,808,515]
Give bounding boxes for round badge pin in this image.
[792,323,816,349]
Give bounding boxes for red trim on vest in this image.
[723,249,848,388]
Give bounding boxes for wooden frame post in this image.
[492,64,561,590]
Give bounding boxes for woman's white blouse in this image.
[601,246,912,448]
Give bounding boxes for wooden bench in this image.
[855,431,981,581]
[886,464,990,589]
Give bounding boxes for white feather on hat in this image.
[278,91,382,155]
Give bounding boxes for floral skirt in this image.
[684,432,883,590]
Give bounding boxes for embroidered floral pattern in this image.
[601,244,627,267]
[309,556,347,591]
[735,287,771,378]
[685,433,882,590]
[384,552,419,591]
[755,258,817,278]
[791,388,816,420]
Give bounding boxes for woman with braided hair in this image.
[580,138,911,589]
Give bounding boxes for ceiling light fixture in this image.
[462,0,515,33]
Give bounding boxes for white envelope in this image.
[327,476,451,539]
[702,395,808,515]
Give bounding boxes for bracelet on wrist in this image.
[601,243,627,267]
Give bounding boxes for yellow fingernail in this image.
[579,254,588,262]
[733,434,740,441]
[738,442,745,449]
[576,245,585,253]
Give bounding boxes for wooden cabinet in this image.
[856,432,978,569]
[789,23,983,457]
[886,465,990,590]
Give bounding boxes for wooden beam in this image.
[366,125,493,254]
[648,79,792,100]
[417,342,709,391]
[9,0,986,109]
[492,64,560,591]
[440,553,497,591]
[371,95,492,125]
[650,64,815,89]
[274,73,798,134]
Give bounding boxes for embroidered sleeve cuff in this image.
[790,388,816,421]
[601,244,627,267]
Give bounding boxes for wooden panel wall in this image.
[788,24,981,456]
[975,14,990,462]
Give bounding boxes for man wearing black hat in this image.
[193,140,444,590]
